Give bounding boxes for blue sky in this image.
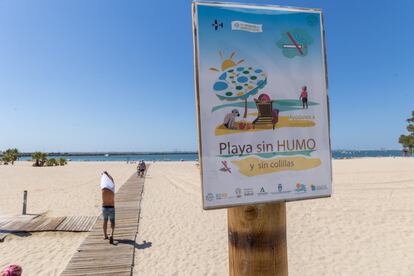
[0,0,413,152]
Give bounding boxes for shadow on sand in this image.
[0,231,32,242]
[115,239,152,249]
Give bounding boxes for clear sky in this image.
[0,0,413,152]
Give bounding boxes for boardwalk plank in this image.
[61,169,147,276]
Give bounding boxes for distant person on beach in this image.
[299,86,309,109]
[137,161,141,175]
[138,160,146,177]
[403,148,409,157]
[1,264,22,276]
[100,171,115,244]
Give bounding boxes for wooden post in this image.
[22,190,27,215]
[228,202,288,276]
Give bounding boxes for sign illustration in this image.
[193,2,332,209]
[277,29,314,58]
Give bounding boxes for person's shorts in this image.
[102,206,115,223]
[302,97,308,103]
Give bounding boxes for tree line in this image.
[399,111,414,156]
[1,149,67,166]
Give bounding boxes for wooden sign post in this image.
[22,190,28,215]
[193,2,331,275]
[228,202,288,276]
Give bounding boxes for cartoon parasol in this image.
[210,52,267,118]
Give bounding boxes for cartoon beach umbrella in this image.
[210,52,267,118]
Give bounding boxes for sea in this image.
[16,150,405,162]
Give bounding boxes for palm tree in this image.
[2,148,19,165]
[59,157,67,166]
[2,154,11,164]
[32,152,47,167]
[46,158,58,166]
[399,111,414,156]
[10,148,19,164]
[400,135,414,156]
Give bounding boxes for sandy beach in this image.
[0,161,136,275]
[2,158,414,275]
[134,158,414,276]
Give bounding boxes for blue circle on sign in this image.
[213,81,228,91]
[237,76,248,83]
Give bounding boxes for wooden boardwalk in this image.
[61,170,146,276]
[0,216,96,232]
[0,215,97,242]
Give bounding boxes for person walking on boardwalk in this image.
[138,160,146,177]
[299,85,309,109]
[137,161,141,176]
[100,171,115,244]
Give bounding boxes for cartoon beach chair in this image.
[252,94,279,130]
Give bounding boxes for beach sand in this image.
[2,158,414,275]
[0,161,136,275]
[134,158,414,275]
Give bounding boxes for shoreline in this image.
[6,156,413,163]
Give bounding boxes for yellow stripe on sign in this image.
[232,156,321,177]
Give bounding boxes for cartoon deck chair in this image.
[252,95,279,130]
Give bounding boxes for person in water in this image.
[101,171,115,244]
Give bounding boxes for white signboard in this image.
[192,2,332,209]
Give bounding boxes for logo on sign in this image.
[244,188,254,196]
[215,193,228,200]
[212,19,224,31]
[235,188,242,198]
[231,20,263,33]
[206,193,214,201]
[311,184,328,191]
[258,187,268,196]
[278,183,283,192]
[295,183,307,193]
[271,183,291,195]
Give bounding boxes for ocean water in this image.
[16,150,405,162]
[332,150,404,159]
[18,153,199,162]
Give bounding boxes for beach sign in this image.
[192,2,332,209]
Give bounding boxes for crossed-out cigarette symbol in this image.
[221,161,232,173]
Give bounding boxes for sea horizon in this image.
[1,149,408,162]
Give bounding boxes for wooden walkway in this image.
[0,215,97,242]
[61,170,146,276]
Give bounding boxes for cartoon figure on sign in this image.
[210,51,267,118]
[223,109,240,129]
[299,86,309,109]
[252,93,279,130]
